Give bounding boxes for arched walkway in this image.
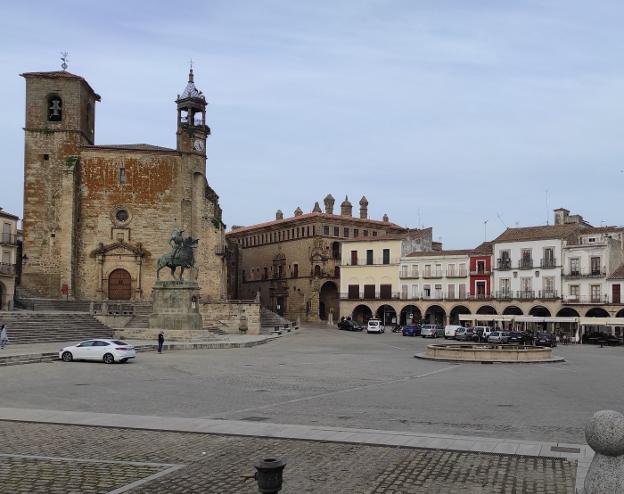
[319,281,339,320]
[376,304,397,326]
[400,305,421,325]
[108,269,132,300]
[503,306,523,315]
[424,305,446,326]
[557,308,579,317]
[352,304,373,324]
[529,306,551,317]
[586,307,609,317]
[449,305,470,325]
[476,305,497,315]
[617,309,624,318]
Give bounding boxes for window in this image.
[477,260,485,273]
[447,284,455,299]
[313,265,320,277]
[366,250,373,265]
[363,284,375,298]
[372,231,378,237]
[119,166,126,185]
[401,265,408,277]
[348,284,359,299]
[570,258,580,275]
[363,230,369,237]
[434,284,443,298]
[569,285,579,299]
[382,249,390,264]
[520,277,532,294]
[47,95,62,121]
[459,283,467,299]
[447,263,455,277]
[401,284,408,299]
[353,228,359,237]
[435,263,442,277]
[411,284,418,298]
[293,264,298,278]
[591,257,601,275]
[543,247,555,267]
[350,250,358,265]
[423,284,431,297]
[343,227,349,237]
[543,276,555,295]
[424,264,431,277]
[588,237,596,243]
[380,284,392,299]
[591,284,601,302]
[333,226,339,237]
[459,263,466,276]
[263,267,268,280]
[411,265,418,278]
[499,278,510,295]
[323,225,329,235]
[334,266,340,278]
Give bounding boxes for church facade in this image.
[20,68,226,301]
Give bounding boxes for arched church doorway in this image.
[319,281,338,320]
[108,269,132,300]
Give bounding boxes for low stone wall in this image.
[200,301,261,335]
[421,344,563,363]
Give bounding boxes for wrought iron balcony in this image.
[518,258,534,270]
[540,258,557,269]
[563,295,609,304]
[470,269,491,276]
[446,269,468,278]
[516,290,535,300]
[562,270,606,279]
[422,270,443,279]
[497,259,512,270]
[495,291,512,300]
[0,233,18,246]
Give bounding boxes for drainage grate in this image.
[551,446,581,453]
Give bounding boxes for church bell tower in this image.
[176,66,210,155]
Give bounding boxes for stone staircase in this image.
[260,307,296,334]
[0,312,114,344]
[124,303,153,328]
[15,297,92,312]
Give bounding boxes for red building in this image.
[469,242,493,299]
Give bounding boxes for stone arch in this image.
[352,304,373,323]
[376,304,398,325]
[108,268,132,300]
[319,281,338,320]
[424,305,446,326]
[616,309,624,318]
[503,306,523,315]
[529,306,551,317]
[47,94,63,121]
[557,308,579,317]
[449,305,470,324]
[400,305,422,325]
[476,305,497,315]
[586,307,609,317]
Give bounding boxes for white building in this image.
[0,208,20,310]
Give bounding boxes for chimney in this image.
[340,195,352,217]
[275,209,284,220]
[554,208,570,225]
[312,201,322,213]
[323,194,335,215]
[294,207,303,217]
[382,213,389,223]
[359,195,368,219]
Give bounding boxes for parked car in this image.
[477,326,493,341]
[59,339,136,364]
[534,332,557,347]
[582,333,622,346]
[455,327,476,341]
[337,319,363,332]
[421,325,443,338]
[488,331,510,344]
[367,319,384,333]
[444,325,463,339]
[507,331,529,344]
[402,325,422,337]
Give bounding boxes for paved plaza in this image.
[0,326,621,492]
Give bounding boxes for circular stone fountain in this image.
[415,343,564,363]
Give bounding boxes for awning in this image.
[579,317,624,326]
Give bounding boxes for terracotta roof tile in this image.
[472,241,493,255]
[608,264,624,280]
[83,144,178,153]
[406,249,472,258]
[493,223,588,243]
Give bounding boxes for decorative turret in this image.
[294,207,303,217]
[340,196,352,217]
[275,209,284,220]
[383,213,389,222]
[176,65,210,154]
[323,194,335,215]
[359,196,368,219]
[312,201,322,213]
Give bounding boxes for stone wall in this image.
[200,301,260,335]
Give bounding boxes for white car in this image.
[59,339,136,364]
[444,325,463,339]
[367,319,384,333]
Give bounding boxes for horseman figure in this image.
[156,228,199,281]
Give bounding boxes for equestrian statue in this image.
[156,228,199,281]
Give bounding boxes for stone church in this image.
[20,67,226,301]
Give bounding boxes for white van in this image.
[444,325,463,339]
[367,319,384,333]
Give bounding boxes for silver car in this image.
[421,325,443,338]
[488,331,510,344]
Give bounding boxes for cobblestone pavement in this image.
[0,421,575,493]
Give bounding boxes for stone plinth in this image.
[149,280,202,331]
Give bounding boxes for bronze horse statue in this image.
[156,236,198,281]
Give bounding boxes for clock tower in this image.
[176,66,210,155]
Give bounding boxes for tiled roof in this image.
[406,249,472,258]
[583,226,624,234]
[21,71,101,100]
[342,234,406,243]
[226,212,406,236]
[493,223,588,243]
[608,264,624,280]
[0,210,19,220]
[472,241,493,255]
[83,144,178,153]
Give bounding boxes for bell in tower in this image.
[176,65,210,153]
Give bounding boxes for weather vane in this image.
[60,51,69,71]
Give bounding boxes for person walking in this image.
[0,324,8,349]
[157,331,164,353]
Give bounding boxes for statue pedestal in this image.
[149,280,202,331]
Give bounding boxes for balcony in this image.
[340,292,401,301]
[495,291,512,300]
[497,259,512,270]
[446,269,468,278]
[469,293,492,300]
[0,263,15,276]
[540,258,557,269]
[400,272,419,279]
[0,233,18,246]
[518,258,534,270]
[563,295,609,304]
[470,269,491,276]
[562,270,606,279]
[516,290,535,300]
[422,270,443,279]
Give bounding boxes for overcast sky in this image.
[2,1,623,248]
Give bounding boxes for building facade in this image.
[0,209,20,310]
[20,68,226,302]
[469,242,492,299]
[226,195,414,322]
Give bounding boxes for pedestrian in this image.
[157,331,164,353]
[0,324,8,349]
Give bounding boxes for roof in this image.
[178,68,205,100]
[0,209,19,220]
[406,249,472,258]
[83,144,178,153]
[582,226,624,234]
[608,264,624,280]
[226,211,405,236]
[472,241,493,255]
[21,70,101,100]
[493,223,587,243]
[342,234,407,243]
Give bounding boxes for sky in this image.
[1,0,623,248]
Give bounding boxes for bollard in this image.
[254,457,286,493]
[584,410,624,493]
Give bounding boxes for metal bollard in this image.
[254,457,286,493]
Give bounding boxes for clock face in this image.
[193,139,204,151]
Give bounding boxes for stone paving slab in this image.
[0,421,576,493]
